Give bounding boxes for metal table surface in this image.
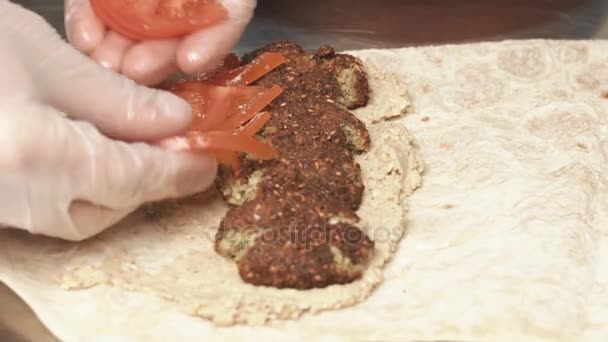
[2,0,608,341]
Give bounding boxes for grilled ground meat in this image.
[215,41,373,289]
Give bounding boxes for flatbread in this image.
[57,122,420,326]
[3,39,608,341]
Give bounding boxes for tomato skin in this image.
[216,85,283,131]
[90,0,228,40]
[186,125,278,160]
[160,83,282,164]
[170,82,277,132]
[155,51,287,171]
[199,53,287,87]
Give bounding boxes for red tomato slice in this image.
[186,130,278,160]
[205,111,276,159]
[239,111,272,137]
[199,52,286,87]
[166,81,278,165]
[216,85,282,131]
[90,0,227,40]
[156,117,277,169]
[155,52,286,170]
[170,88,206,118]
[171,81,272,132]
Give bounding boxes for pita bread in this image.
[3,39,608,341]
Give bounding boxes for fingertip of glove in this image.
[68,202,132,241]
[176,45,222,75]
[175,15,248,74]
[69,25,105,54]
[65,3,106,54]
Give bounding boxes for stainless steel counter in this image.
[2,0,608,341]
[13,0,608,52]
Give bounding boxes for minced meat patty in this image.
[214,41,374,289]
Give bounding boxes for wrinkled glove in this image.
[0,1,217,241]
[65,0,256,86]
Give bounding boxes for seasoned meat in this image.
[316,44,370,109]
[214,41,374,289]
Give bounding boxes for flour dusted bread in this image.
[3,39,608,341]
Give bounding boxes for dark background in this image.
[10,0,608,52]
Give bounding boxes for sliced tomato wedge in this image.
[155,51,287,170]
[186,124,278,160]
[171,82,277,132]
[239,111,273,137]
[170,89,206,117]
[90,0,227,40]
[216,85,283,131]
[163,83,279,165]
[198,52,286,87]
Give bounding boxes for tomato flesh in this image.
[240,111,272,137]
[171,82,275,132]
[90,0,227,40]
[155,51,286,170]
[186,122,278,160]
[217,85,283,131]
[199,53,286,86]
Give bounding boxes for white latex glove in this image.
[0,1,217,241]
[65,0,256,86]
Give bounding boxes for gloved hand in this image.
[65,0,256,86]
[0,1,217,241]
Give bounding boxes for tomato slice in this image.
[239,111,272,137]
[170,89,206,117]
[160,111,275,157]
[163,83,278,163]
[186,129,278,160]
[171,82,273,132]
[199,52,287,87]
[90,0,227,40]
[155,51,286,170]
[216,85,283,131]
[200,111,276,159]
